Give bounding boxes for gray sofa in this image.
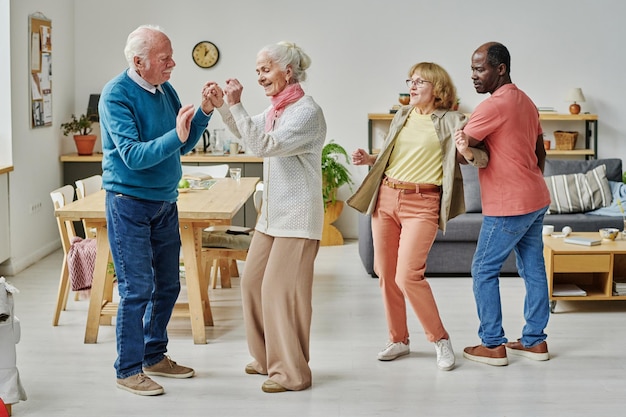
[358,158,625,276]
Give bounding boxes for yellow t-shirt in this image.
[384,110,443,185]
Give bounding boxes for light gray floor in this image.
[5,240,626,417]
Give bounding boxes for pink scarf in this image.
[264,83,305,132]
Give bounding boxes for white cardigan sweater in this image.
[217,96,327,240]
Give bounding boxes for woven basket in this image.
[554,131,578,150]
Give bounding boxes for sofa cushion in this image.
[589,181,626,218]
[436,213,485,242]
[460,164,482,213]
[544,158,622,182]
[544,164,612,214]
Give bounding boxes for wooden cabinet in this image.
[543,233,626,313]
[60,153,263,229]
[367,112,598,159]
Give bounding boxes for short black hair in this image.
[486,43,511,75]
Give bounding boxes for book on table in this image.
[563,236,601,246]
[552,284,587,296]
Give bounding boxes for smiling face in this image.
[407,72,436,114]
[135,31,175,86]
[256,51,291,97]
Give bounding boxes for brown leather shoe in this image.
[116,373,164,396]
[261,379,289,393]
[463,344,508,366]
[144,356,195,379]
[505,339,550,361]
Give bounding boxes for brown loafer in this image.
[261,379,288,393]
[463,344,508,366]
[505,339,550,361]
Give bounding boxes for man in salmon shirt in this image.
[454,42,551,366]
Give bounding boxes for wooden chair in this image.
[50,185,77,325]
[201,182,263,289]
[75,174,102,238]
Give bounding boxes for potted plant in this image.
[322,141,354,205]
[61,113,97,155]
[321,141,354,246]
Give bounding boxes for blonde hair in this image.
[259,41,311,83]
[408,62,457,110]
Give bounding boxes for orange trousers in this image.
[372,183,449,344]
[241,231,320,391]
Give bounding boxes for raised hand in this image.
[352,148,374,166]
[223,78,243,106]
[176,104,195,143]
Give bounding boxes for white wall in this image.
[73,0,626,240]
[3,0,626,274]
[0,0,12,165]
[0,0,75,275]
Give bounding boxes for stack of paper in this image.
[613,278,626,295]
[552,284,587,296]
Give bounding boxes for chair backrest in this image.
[50,185,76,241]
[50,185,75,210]
[253,182,263,214]
[181,164,229,179]
[75,174,102,199]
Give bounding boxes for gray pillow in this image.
[544,164,612,214]
[460,164,482,213]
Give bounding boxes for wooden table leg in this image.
[53,252,71,326]
[180,222,210,344]
[53,218,73,326]
[84,223,109,343]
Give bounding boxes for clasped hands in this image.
[176,79,244,143]
[201,78,244,113]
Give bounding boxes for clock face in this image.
[192,41,219,68]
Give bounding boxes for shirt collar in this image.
[127,68,164,94]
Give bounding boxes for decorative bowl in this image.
[599,228,620,241]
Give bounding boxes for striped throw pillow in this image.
[545,164,612,214]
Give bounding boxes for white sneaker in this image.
[377,340,410,361]
[434,338,455,371]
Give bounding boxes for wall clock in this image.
[192,41,219,69]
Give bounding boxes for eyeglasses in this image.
[406,78,432,88]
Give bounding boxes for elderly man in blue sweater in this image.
[98,24,218,396]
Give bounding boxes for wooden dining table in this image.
[54,177,259,344]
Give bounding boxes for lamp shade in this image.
[565,88,586,103]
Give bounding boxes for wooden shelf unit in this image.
[367,112,598,159]
[543,233,626,313]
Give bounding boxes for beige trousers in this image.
[241,231,320,390]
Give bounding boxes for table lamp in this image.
[565,88,585,115]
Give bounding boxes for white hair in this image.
[124,24,166,70]
[259,41,311,83]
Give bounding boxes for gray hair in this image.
[258,41,311,83]
[124,24,166,70]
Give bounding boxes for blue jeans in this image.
[471,205,550,348]
[106,192,181,379]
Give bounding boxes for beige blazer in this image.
[347,106,488,233]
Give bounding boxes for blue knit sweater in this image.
[99,71,211,202]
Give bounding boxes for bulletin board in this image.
[29,12,52,128]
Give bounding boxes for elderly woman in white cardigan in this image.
[206,41,326,393]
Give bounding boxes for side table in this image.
[543,232,626,312]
